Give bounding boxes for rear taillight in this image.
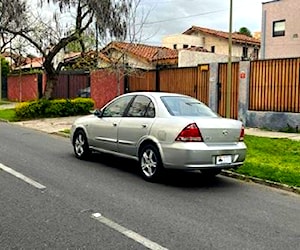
[239,125,245,141]
[175,123,203,142]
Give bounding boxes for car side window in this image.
[145,102,155,118]
[127,95,155,118]
[102,96,133,117]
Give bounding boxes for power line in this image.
[138,9,227,26]
[140,0,198,5]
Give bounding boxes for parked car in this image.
[77,87,90,98]
[70,92,246,181]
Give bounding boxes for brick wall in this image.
[90,70,124,108]
[8,74,40,101]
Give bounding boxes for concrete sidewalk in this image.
[0,102,19,110]
[246,127,300,140]
[12,116,80,134]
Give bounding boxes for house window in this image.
[211,46,215,53]
[253,48,259,60]
[183,44,188,48]
[273,20,285,37]
[242,47,248,60]
[173,44,177,49]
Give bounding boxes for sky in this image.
[30,0,267,47]
[138,0,266,46]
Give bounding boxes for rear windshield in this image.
[161,96,218,117]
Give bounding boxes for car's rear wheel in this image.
[139,144,163,182]
[201,169,221,177]
[73,130,90,159]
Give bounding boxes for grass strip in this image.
[0,109,18,122]
[236,135,300,187]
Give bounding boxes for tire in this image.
[139,144,163,182]
[201,169,221,178]
[73,130,91,160]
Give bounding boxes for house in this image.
[163,26,261,60]
[11,52,84,71]
[16,57,44,71]
[67,41,231,70]
[261,0,300,59]
[99,41,178,70]
[61,42,179,70]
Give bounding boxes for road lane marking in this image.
[0,163,46,190]
[91,213,168,250]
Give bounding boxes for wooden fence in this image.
[249,58,300,113]
[127,65,210,105]
[127,71,156,92]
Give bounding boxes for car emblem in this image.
[222,130,228,136]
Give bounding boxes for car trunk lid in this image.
[193,117,243,143]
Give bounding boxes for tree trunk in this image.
[43,72,59,99]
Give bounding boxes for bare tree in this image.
[0,0,27,59]
[0,0,134,99]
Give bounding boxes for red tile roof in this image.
[103,42,178,62]
[183,26,260,46]
[17,57,44,69]
[24,57,43,64]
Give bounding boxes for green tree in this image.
[0,57,9,77]
[239,27,252,37]
[0,0,135,99]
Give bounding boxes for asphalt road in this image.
[1,122,300,250]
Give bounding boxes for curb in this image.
[51,131,70,138]
[221,170,300,195]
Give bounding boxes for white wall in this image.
[178,50,240,67]
[162,34,203,49]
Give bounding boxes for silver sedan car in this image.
[71,92,246,181]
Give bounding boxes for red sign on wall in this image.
[240,71,246,79]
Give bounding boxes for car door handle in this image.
[113,122,118,127]
[142,124,147,128]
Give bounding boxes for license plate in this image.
[216,155,232,165]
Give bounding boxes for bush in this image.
[15,98,95,120]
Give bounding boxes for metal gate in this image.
[52,70,90,99]
[217,62,239,119]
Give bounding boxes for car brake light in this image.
[239,125,245,141]
[175,123,203,142]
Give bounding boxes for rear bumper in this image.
[160,142,247,170]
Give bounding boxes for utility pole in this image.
[95,21,99,67]
[0,30,2,100]
[226,0,233,118]
[0,10,2,101]
[0,55,2,101]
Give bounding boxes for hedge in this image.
[15,98,95,120]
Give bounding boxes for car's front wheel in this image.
[73,130,90,160]
[139,144,163,182]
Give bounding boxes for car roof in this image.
[123,91,189,98]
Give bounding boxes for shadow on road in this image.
[84,152,238,190]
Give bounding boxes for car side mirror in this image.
[93,109,103,118]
